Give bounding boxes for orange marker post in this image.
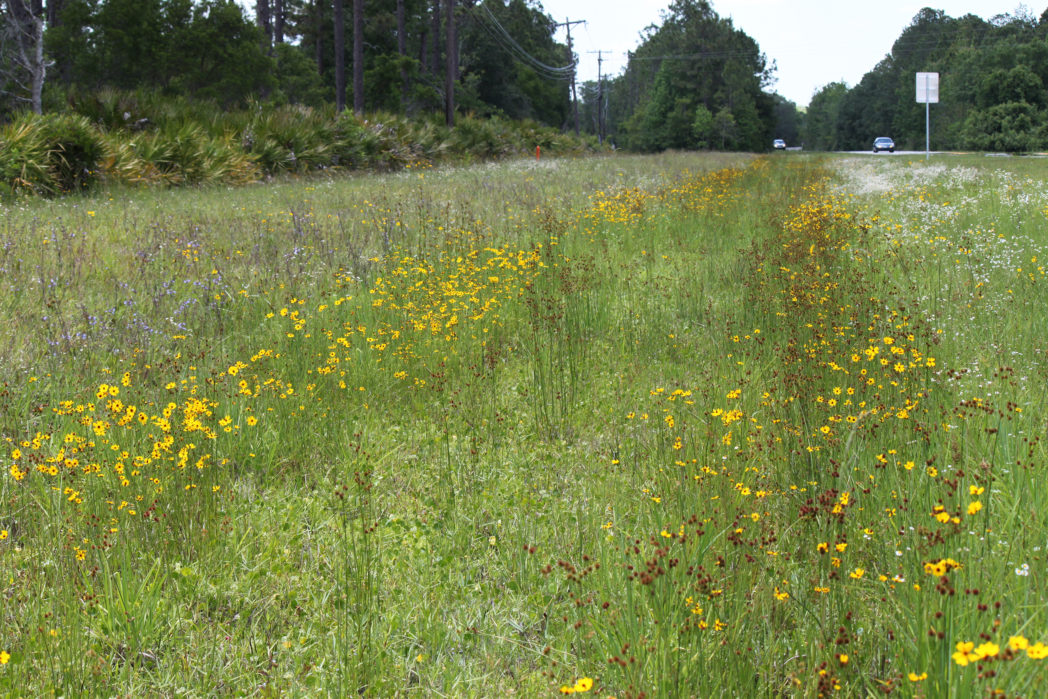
[536,145,541,161]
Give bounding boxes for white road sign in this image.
[916,72,939,104]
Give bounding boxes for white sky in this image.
[540,0,1032,107]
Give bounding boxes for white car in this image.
[773,139,786,150]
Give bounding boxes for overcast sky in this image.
[539,1,1032,107]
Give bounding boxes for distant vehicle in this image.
[773,139,786,150]
[873,137,895,153]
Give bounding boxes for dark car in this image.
[873,137,895,153]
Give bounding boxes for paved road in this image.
[773,149,940,155]
[842,150,939,156]
[777,149,1042,157]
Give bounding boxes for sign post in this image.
[915,72,939,161]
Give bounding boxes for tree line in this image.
[0,0,806,151]
[804,7,1048,152]
[575,0,794,152]
[0,0,576,128]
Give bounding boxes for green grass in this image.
[1,151,1047,697]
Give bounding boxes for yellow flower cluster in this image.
[951,635,1048,664]
[559,676,594,694]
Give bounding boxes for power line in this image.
[473,4,574,81]
[628,48,763,62]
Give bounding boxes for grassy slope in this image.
[1,153,1047,697]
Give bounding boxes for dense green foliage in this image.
[805,7,1048,152]
[2,0,800,155]
[0,95,596,196]
[24,1,1048,156]
[1,0,574,127]
[587,0,786,151]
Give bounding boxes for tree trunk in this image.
[46,0,73,82]
[444,0,455,126]
[352,0,363,114]
[45,0,62,25]
[419,29,428,74]
[334,0,345,111]
[274,0,284,44]
[256,0,272,51]
[430,0,440,78]
[314,0,324,76]
[396,0,407,110]
[29,12,43,113]
[5,0,47,114]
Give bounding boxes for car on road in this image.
[773,139,786,150]
[873,137,895,153]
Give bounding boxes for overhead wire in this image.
[628,49,762,62]
[472,3,574,82]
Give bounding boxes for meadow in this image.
[1,150,1047,698]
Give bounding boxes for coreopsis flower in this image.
[952,642,978,666]
[1008,636,1029,651]
[559,677,594,694]
[1027,642,1048,660]
[973,642,999,659]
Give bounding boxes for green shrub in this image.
[35,113,106,191]
[448,114,515,160]
[331,113,386,169]
[0,113,104,196]
[0,119,51,196]
[242,106,336,174]
[163,123,259,185]
[2,88,601,197]
[961,102,1043,153]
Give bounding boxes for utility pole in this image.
[627,50,636,111]
[588,50,612,144]
[554,18,584,136]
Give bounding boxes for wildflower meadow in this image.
[1,152,1047,697]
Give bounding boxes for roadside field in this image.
[1,153,1046,697]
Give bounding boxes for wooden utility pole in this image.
[445,0,456,126]
[554,18,584,136]
[627,50,636,110]
[588,50,611,144]
[598,50,606,144]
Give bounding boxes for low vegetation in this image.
[1,151,1046,697]
[0,93,597,198]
